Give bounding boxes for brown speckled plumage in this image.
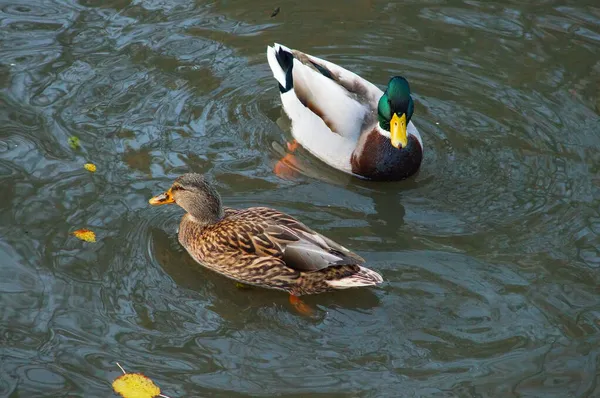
[150,174,383,296]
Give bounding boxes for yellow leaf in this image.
[84,163,97,172]
[72,228,96,242]
[112,373,161,398]
[68,136,80,149]
[235,282,251,289]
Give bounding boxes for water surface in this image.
[1,0,600,396]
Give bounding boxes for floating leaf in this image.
[84,163,97,172]
[68,136,80,150]
[235,282,251,289]
[72,228,96,242]
[270,7,280,17]
[112,363,170,398]
[112,373,161,398]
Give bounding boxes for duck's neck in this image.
[350,128,423,181]
[178,212,219,249]
[186,208,223,228]
[184,213,213,227]
[182,194,224,227]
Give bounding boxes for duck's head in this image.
[149,173,223,225]
[377,76,414,149]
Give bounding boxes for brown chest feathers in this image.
[350,129,423,181]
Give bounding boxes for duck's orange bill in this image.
[149,188,175,205]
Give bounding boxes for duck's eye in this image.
[171,185,184,192]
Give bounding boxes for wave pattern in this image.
[1,0,599,396]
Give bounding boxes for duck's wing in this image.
[267,43,383,140]
[200,207,382,290]
[258,209,384,288]
[226,207,365,272]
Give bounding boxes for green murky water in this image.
[1,0,600,396]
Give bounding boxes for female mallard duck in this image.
[267,43,423,181]
[149,173,383,314]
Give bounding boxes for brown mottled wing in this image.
[222,207,239,217]
[227,207,365,272]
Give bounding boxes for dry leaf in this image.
[68,136,80,149]
[112,373,161,398]
[72,228,96,242]
[235,282,251,289]
[84,163,97,172]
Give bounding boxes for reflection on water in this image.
[1,0,600,396]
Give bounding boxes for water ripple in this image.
[1,0,599,396]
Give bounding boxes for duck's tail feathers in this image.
[326,266,383,289]
[267,43,294,93]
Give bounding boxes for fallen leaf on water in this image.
[68,136,80,150]
[113,363,170,398]
[84,163,97,172]
[235,282,251,289]
[271,6,280,17]
[72,228,96,242]
[113,374,161,398]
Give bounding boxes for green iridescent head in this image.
[377,77,414,148]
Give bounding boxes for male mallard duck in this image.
[267,43,423,181]
[149,173,383,314]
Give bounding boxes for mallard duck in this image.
[267,43,423,181]
[149,173,383,314]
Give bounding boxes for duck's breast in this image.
[350,128,423,181]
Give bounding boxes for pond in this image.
[1,0,599,396]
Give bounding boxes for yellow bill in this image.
[390,113,408,149]
[149,188,175,205]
